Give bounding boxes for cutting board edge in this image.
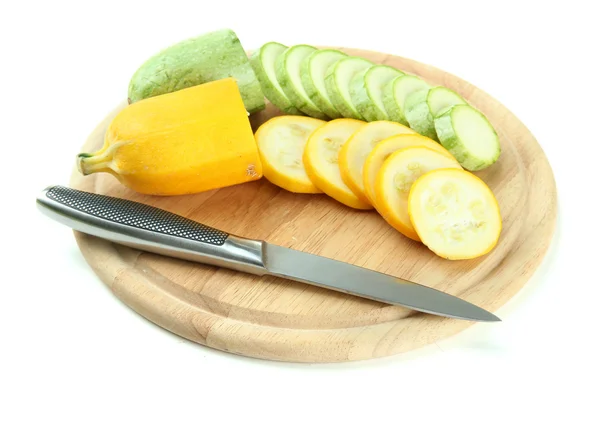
[65,46,558,363]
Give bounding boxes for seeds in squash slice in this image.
[303,118,372,209]
[338,121,415,205]
[255,116,326,193]
[363,134,456,205]
[374,146,461,241]
[408,168,501,260]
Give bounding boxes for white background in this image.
[2,1,599,424]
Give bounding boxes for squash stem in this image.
[77,141,128,175]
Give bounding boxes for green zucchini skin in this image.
[301,49,348,119]
[275,44,328,119]
[128,29,265,114]
[250,42,301,115]
[434,104,501,171]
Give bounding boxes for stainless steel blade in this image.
[264,244,500,322]
[37,185,500,323]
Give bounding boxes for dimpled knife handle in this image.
[37,185,267,275]
[43,185,229,245]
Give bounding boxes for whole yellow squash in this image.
[77,77,263,195]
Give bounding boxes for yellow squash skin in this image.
[338,121,415,205]
[303,118,372,210]
[363,133,455,205]
[374,146,462,241]
[77,78,263,196]
[254,115,326,194]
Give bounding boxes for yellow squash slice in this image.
[338,121,415,205]
[363,134,455,204]
[303,118,371,209]
[254,116,326,193]
[408,168,502,260]
[375,146,461,240]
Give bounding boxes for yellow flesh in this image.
[375,146,461,240]
[338,121,415,204]
[408,168,502,259]
[255,116,326,193]
[363,134,456,204]
[303,118,372,209]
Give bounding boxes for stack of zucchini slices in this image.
[250,42,500,172]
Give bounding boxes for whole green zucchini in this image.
[127,29,265,113]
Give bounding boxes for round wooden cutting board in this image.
[69,47,557,363]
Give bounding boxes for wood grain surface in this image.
[69,47,557,363]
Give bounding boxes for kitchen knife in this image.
[36,185,500,322]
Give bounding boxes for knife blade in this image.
[36,185,500,322]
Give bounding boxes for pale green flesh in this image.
[276,45,327,119]
[404,89,438,140]
[348,68,369,117]
[367,66,404,117]
[287,48,314,102]
[263,47,281,83]
[301,49,347,119]
[434,104,500,171]
[405,87,466,141]
[383,75,430,125]
[350,65,403,122]
[428,87,467,117]
[325,57,373,120]
[250,42,300,114]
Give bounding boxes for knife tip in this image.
[476,311,502,322]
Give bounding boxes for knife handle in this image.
[36,185,267,275]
